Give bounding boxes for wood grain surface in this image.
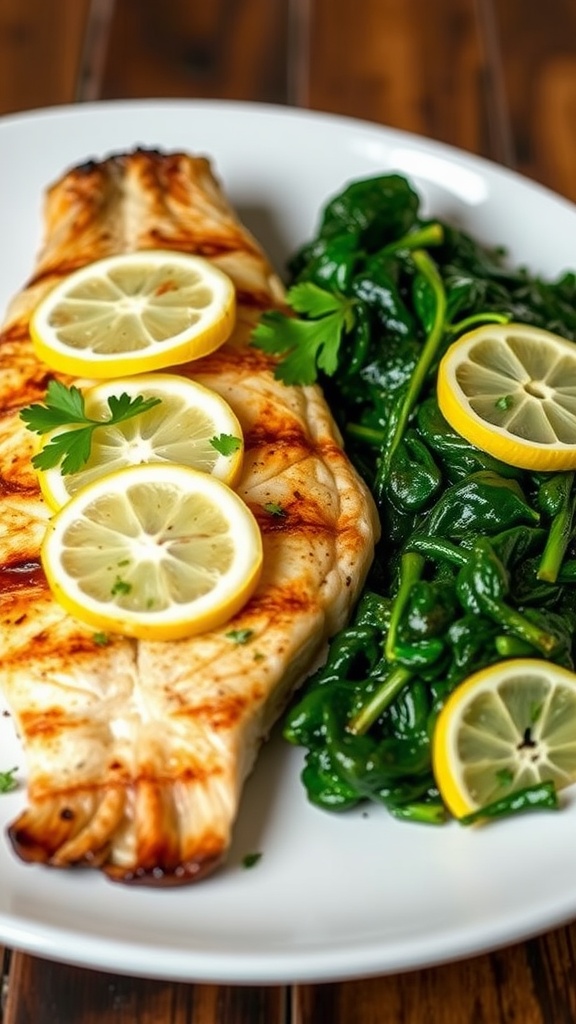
[0,0,92,112]
[2,1,576,1022]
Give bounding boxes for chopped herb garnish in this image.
[0,767,18,793]
[226,628,254,644]
[263,501,286,517]
[242,851,262,869]
[92,632,109,647]
[251,281,356,385]
[210,433,243,456]
[111,577,132,596]
[495,394,515,411]
[495,767,514,786]
[20,380,161,475]
[253,651,265,662]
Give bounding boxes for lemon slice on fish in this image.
[36,373,245,509]
[30,251,236,378]
[432,658,576,819]
[41,463,263,641]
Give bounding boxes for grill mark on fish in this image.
[252,500,335,535]
[19,706,89,739]
[171,688,265,730]
[244,423,314,453]
[0,474,39,496]
[192,344,276,376]
[0,559,44,591]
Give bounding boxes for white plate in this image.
[1,99,576,986]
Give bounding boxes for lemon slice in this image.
[437,323,576,471]
[41,463,263,641]
[37,373,244,509]
[432,658,576,818]
[30,251,236,378]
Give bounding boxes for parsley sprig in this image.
[20,380,161,476]
[251,282,356,385]
[210,433,243,456]
[0,766,18,793]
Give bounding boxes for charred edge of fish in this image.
[71,147,169,176]
[0,559,44,591]
[104,855,223,886]
[8,822,112,869]
[8,820,62,863]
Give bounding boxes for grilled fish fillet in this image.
[0,149,379,885]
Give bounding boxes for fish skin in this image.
[0,149,379,885]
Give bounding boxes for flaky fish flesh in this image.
[0,149,379,885]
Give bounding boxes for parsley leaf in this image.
[225,628,254,644]
[20,380,162,476]
[210,433,243,456]
[0,767,18,793]
[242,851,262,869]
[111,577,132,596]
[251,282,356,385]
[263,501,286,517]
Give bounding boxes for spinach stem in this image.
[390,802,446,825]
[481,594,559,656]
[459,781,558,825]
[385,551,425,662]
[537,471,576,582]
[347,665,413,735]
[405,536,468,567]
[495,635,535,657]
[448,311,511,335]
[380,249,447,481]
[381,222,444,256]
[346,423,386,445]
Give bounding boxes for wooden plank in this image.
[490,0,576,200]
[75,0,117,103]
[0,0,92,116]
[301,0,507,161]
[2,952,286,1024]
[294,926,576,1024]
[99,0,291,104]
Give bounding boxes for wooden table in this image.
[2,1,576,1021]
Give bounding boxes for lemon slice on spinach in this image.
[432,658,576,819]
[437,323,576,471]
